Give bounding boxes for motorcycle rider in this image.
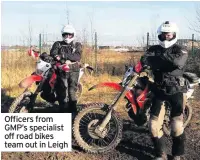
[141,21,188,160]
[50,24,82,115]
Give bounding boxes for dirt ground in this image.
[1,86,200,160]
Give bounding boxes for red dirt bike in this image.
[8,52,93,113]
[73,61,199,153]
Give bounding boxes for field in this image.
[1,49,200,160]
[1,49,141,113]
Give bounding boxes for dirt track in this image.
[1,87,200,160]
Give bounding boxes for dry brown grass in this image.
[2,49,200,160]
[1,49,142,99]
[1,49,142,119]
[1,50,36,96]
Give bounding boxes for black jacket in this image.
[50,41,82,63]
[141,44,188,94]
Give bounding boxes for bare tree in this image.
[28,20,32,46]
[19,19,33,47]
[136,34,146,48]
[187,6,200,34]
[185,6,200,75]
[87,8,95,48]
[82,28,89,46]
[149,14,160,45]
[66,1,70,24]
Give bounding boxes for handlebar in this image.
[54,60,93,73]
[39,52,94,73]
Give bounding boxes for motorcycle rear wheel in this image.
[73,103,123,153]
[8,91,32,113]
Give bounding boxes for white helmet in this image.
[157,21,179,48]
[61,25,76,44]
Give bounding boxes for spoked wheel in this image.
[8,91,32,113]
[73,103,123,153]
[163,104,192,136]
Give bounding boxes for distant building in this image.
[1,46,10,51]
[98,46,110,50]
[111,48,129,52]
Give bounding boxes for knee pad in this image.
[149,116,164,138]
[68,92,77,101]
[171,116,184,137]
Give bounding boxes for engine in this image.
[126,77,152,126]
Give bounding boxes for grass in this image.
[1,49,142,96]
[1,49,142,115]
[1,48,200,160]
[2,48,198,112]
[2,51,35,96]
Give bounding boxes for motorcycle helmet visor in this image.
[158,32,176,41]
[62,33,74,38]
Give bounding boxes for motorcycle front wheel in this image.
[8,91,32,113]
[73,103,123,153]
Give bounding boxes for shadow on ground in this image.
[1,88,15,113]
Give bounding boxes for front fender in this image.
[19,75,43,88]
[89,82,137,114]
[89,82,122,91]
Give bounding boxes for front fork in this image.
[26,79,46,112]
[95,73,139,138]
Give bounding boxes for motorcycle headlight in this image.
[36,69,43,75]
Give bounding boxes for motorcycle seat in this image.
[183,72,200,83]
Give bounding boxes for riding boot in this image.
[172,133,185,156]
[68,100,78,119]
[152,136,167,160]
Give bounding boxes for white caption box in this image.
[1,113,72,152]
